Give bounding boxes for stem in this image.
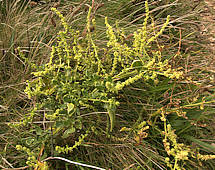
[173,158,178,170]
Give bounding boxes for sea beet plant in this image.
[10,1,215,169]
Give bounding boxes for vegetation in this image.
[0,0,214,169]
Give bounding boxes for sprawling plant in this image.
[13,1,207,169]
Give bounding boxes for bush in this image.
[9,1,215,169]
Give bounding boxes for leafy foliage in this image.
[2,0,215,169]
[12,0,184,166]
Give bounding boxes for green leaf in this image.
[131,60,143,68]
[67,103,74,113]
[131,60,143,72]
[35,127,43,136]
[106,101,117,132]
[62,127,76,138]
[26,137,35,146]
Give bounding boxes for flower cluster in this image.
[120,121,150,144]
[16,145,48,169]
[161,109,215,169]
[56,128,90,154]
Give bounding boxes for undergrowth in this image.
[1,0,215,169]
